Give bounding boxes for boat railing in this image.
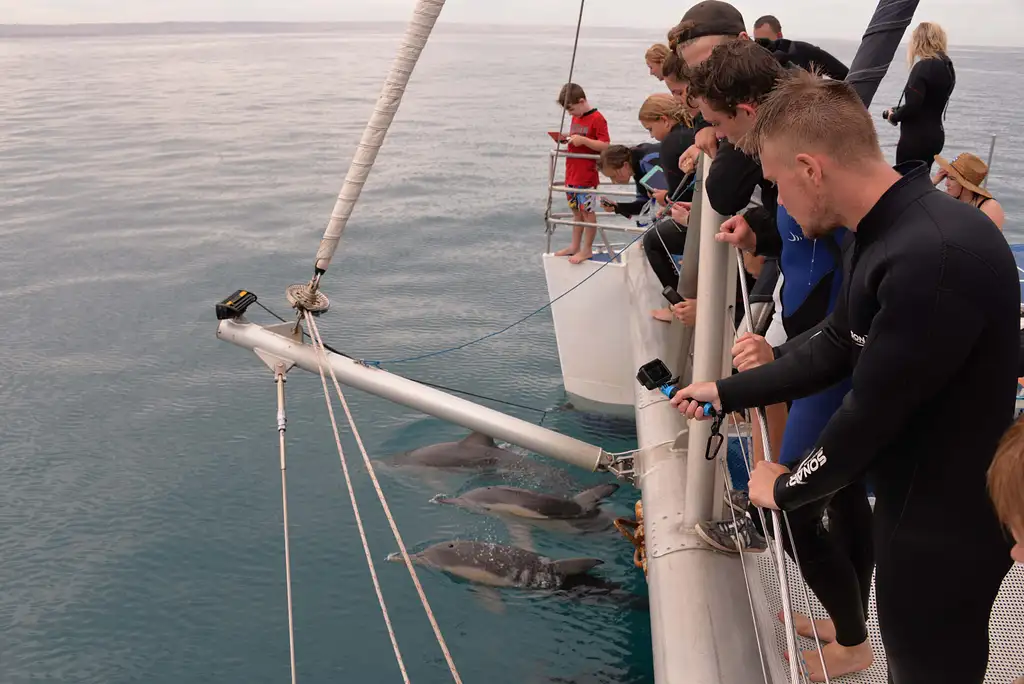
[543,146,659,258]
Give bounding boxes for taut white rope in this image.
[303,312,411,684]
[274,368,298,684]
[717,448,771,684]
[733,248,828,683]
[305,312,463,684]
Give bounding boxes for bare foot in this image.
[554,246,579,257]
[651,307,673,322]
[568,250,593,264]
[787,640,873,682]
[778,610,836,642]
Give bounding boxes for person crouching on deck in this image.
[555,83,610,264]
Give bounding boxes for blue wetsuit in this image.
[775,205,850,466]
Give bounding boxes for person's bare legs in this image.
[555,207,583,257]
[568,207,596,264]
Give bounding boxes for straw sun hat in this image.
[934,152,993,199]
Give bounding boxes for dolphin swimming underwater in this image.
[387,431,579,492]
[394,431,525,470]
[387,540,647,611]
[432,483,619,534]
[389,540,602,590]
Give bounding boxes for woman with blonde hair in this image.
[637,93,693,205]
[933,152,1005,230]
[883,22,956,169]
[645,43,670,81]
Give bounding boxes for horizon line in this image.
[1,20,1020,48]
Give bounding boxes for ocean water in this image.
[1,22,1021,684]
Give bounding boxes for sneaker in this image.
[724,488,749,514]
[695,516,768,553]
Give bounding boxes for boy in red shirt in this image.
[555,83,610,264]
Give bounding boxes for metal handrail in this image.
[546,218,645,235]
[549,184,639,198]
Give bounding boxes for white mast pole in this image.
[312,0,447,278]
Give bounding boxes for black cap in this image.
[673,1,746,43]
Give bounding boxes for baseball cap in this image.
[670,1,746,46]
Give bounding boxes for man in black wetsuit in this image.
[672,70,1017,683]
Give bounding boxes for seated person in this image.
[933,152,1005,230]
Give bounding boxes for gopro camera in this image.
[636,358,716,415]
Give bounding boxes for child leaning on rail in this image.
[555,82,610,264]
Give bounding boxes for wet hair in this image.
[645,43,671,66]
[908,22,948,67]
[638,93,689,124]
[740,68,883,166]
[989,415,1024,535]
[754,15,782,34]
[556,82,587,108]
[687,39,784,116]
[661,50,689,82]
[599,145,632,170]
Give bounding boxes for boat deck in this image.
[749,538,1024,682]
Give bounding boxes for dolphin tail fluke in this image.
[460,431,497,448]
[550,557,604,576]
[571,483,620,512]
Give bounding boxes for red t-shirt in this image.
[565,108,610,188]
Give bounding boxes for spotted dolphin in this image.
[388,540,603,590]
[387,540,647,612]
[432,483,619,534]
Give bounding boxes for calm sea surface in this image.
[2,22,1022,684]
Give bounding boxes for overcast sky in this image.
[3,0,1021,46]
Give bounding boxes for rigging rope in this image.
[717,426,771,684]
[305,311,463,683]
[273,369,298,684]
[255,300,552,418]
[362,177,696,367]
[305,314,412,684]
[731,248,828,683]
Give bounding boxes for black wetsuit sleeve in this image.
[718,294,854,413]
[772,248,988,510]
[661,126,693,197]
[744,206,782,259]
[791,40,849,80]
[705,142,762,215]
[614,150,650,218]
[613,191,647,218]
[890,61,927,124]
[773,320,826,359]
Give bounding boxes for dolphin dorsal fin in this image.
[460,431,497,448]
[550,557,604,576]
[571,483,619,512]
